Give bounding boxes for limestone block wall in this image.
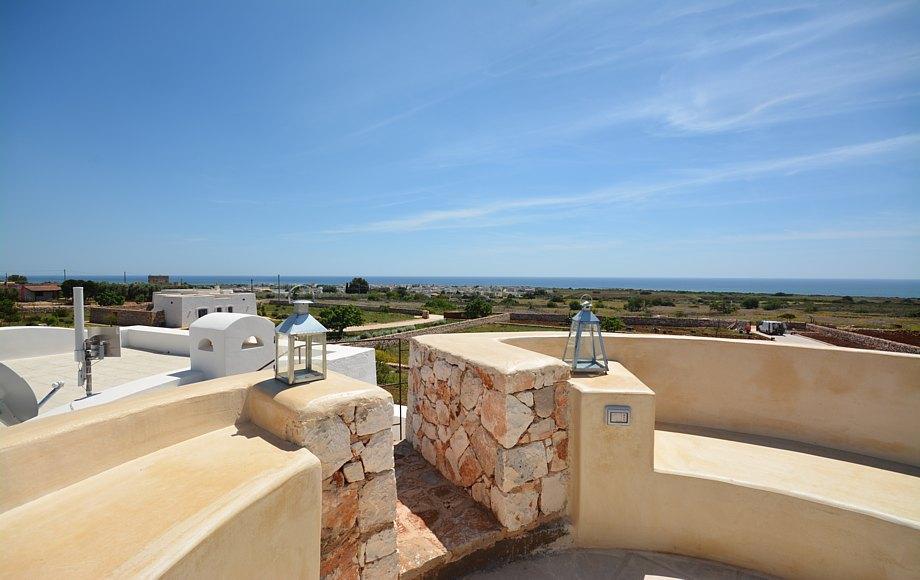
[248,381,399,580]
[309,404,397,580]
[407,339,571,531]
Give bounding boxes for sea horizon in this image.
[12,274,920,298]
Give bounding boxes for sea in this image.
[18,275,920,298]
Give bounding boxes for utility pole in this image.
[63,268,66,280]
[123,271,127,284]
[250,278,253,293]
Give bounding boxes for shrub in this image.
[602,317,625,332]
[321,285,338,294]
[780,313,796,319]
[741,297,759,309]
[711,297,736,314]
[568,299,582,310]
[319,305,364,339]
[625,296,644,312]
[464,295,493,319]
[763,298,784,311]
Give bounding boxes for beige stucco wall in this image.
[568,367,920,579]
[506,333,920,466]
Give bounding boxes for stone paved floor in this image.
[395,440,504,579]
[460,548,776,579]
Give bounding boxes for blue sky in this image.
[2,0,919,279]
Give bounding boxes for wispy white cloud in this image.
[326,134,920,234]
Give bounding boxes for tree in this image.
[602,316,625,332]
[741,297,759,309]
[345,277,369,294]
[7,274,26,283]
[95,288,125,306]
[319,305,364,339]
[464,295,493,319]
[321,285,338,294]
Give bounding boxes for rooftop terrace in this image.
[0,331,917,579]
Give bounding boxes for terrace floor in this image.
[461,548,775,579]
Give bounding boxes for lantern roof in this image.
[571,305,601,324]
[276,304,328,335]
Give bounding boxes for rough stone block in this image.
[469,425,498,477]
[490,485,539,531]
[343,461,365,483]
[540,471,568,514]
[456,447,484,487]
[495,441,549,493]
[361,550,399,579]
[322,486,358,538]
[533,386,555,418]
[481,389,534,449]
[301,416,353,479]
[362,429,394,474]
[363,524,397,562]
[459,372,484,411]
[356,401,393,436]
[515,390,534,407]
[358,470,397,533]
[527,417,556,441]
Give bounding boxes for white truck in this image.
[757,320,786,336]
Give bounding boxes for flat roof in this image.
[2,348,189,422]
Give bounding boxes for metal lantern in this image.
[275,300,328,385]
[562,295,609,374]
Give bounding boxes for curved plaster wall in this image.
[505,334,920,466]
[0,326,74,360]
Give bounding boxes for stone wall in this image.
[311,301,426,316]
[805,324,920,354]
[256,389,399,579]
[88,306,165,327]
[509,312,742,328]
[407,339,570,532]
[348,313,511,348]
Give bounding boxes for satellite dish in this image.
[0,363,38,426]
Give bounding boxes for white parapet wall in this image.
[0,326,73,360]
[120,326,191,356]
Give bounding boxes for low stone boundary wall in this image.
[345,313,511,348]
[311,301,425,316]
[407,338,570,531]
[805,324,920,354]
[509,312,742,328]
[88,306,164,326]
[13,304,73,315]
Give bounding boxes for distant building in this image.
[152,288,256,328]
[148,275,170,285]
[19,284,61,302]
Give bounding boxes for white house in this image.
[152,288,256,328]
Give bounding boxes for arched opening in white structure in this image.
[197,338,214,352]
[241,336,264,350]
